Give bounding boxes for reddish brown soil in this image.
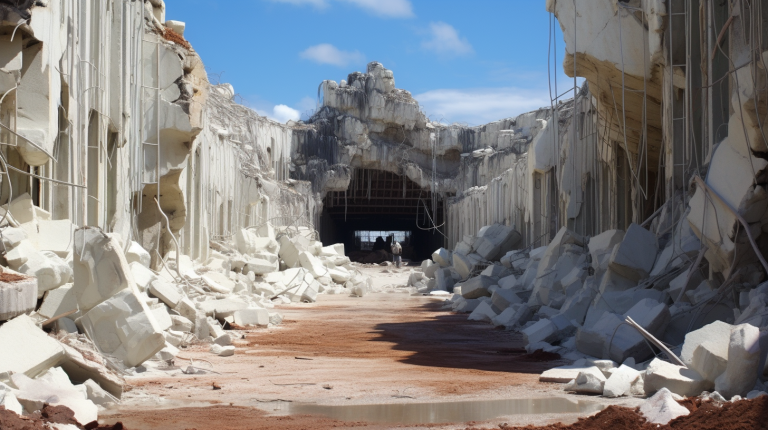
[101,406,370,430]
[0,405,123,430]
[104,291,559,429]
[468,396,768,430]
[162,28,191,50]
[0,272,28,282]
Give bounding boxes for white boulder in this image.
[639,387,690,425]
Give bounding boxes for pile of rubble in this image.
[416,217,768,413]
[0,193,370,425]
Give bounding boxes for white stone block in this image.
[202,272,235,294]
[210,344,235,357]
[78,289,166,368]
[170,315,193,333]
[576,311,623,359]
[73,228,133,314]
[320,245,339,257]
[0,270,36,321]
[452,252,473,279]
[522,318,557,345]
[38,284,77,320]
[539,358,590,383]
[197,298,248,317]
[12,367,98,425]
[151,309,174,337]
[557,286,595,325]
[608,223,658,282]
[84,379,118,407]
[233,308,269,326]
[537,228,585,279]
[563,366,606,394]
[608,299,671,363]
[328,266,351,283]
[0,227,27,250]
[490,288,521,313]
[498,274,517,289]
[639,387,690,424]
[481,264,509,279]
[125,241,151,268]
[4,240,35,270]
[148,278,181,308]
[423,260,440,279]
[453,241,472,256]
[645,358,708,397]
[21,220,76,258]
[681,321,732,384]
[244,255,279,275]
[431,248,452,267]
[459,275,495,299]
[299,251,329,279]
[0,382,22,415]
[603,364,642,397]
[129,261,157,291]
[165,19,185,36]
[15,248,71,299]
[455,298,480,313]
[300,280,320,303]
[0,314,65,378]
[435,268,457,291]
[588,229,625,271]
[467,301,497,322]
[473,224,521,261]
[5,193,36,225]
[278,235,308,268]
[492,303,533,328]
[715,323,761,398]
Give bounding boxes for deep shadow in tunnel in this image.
[319,169,447,262]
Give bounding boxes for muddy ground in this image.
[99,266,644,429]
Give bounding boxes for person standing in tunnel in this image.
[391,239,402,268]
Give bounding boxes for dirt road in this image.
[100,266,641,429]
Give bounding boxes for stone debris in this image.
[603,364,642,398]
[639,387,690,425]
[429,218,768,402]
[563,366,606,394]
[0,269,36,321]
[0,221,369,424]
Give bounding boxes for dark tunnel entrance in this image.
[319,169,446,263]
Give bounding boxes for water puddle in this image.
[265,397,603,425]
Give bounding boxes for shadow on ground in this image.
[369,301,560,375]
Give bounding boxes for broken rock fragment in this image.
[0,269,36,321]
[77,289,166,368]
[639,387,690,425]
[73,227,132,314]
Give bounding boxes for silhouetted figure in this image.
[372,236,387,251]
[391,241,402,268]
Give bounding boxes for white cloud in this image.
[338,0,414,18]
[414,87,550,126]
[268,0,328,8]
[271,105,301,123]
[421,22,473,56]
[299,43,364,67]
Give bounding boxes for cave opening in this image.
[319,168,446,263]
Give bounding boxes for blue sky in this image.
[163,0,576,126]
